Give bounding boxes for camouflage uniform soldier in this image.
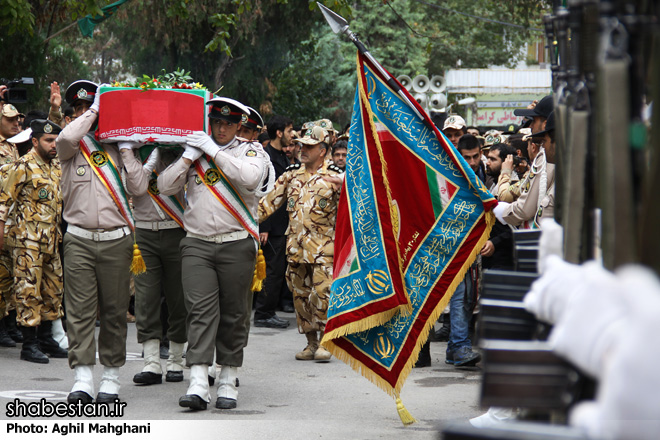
[0,104,23,347]
[259,126,343,362]
[0,119,67,363]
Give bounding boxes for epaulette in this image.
[286,163,301,172]
[327,164,343,173]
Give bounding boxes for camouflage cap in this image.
[301,121,315,131]
[443,115,466,131]
[315,118,336,134]
[298,126,329,146]
[1,104,24,118]
[483,130,504,148]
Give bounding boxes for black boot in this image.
[6,310,23,343]
[20,327,49,364]
[414,338,431,368]
[0,318,17,347]
[37,321,68,358]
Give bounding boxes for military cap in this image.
[315,118,336,134]
[483,129,504,148]
[301,121,315,131]
[206,97,249,123]
[514,95,553,119]
[443,115,466,131]
[530,110,555,138]
[30,119,62,136]
[298,126,329,146]
[65,80,99,105]
[1,104,24,118]
[243,106,264,131]
[7,128,31,144]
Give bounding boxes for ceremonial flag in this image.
[322,51,496,424]
[78,0,130,38]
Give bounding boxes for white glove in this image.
[492,201,510,225]
[524,255,583,323]
[537,218,564,273]
[142,148,160,173]
[118,141,142,151]
[90,83,108,112]
[548,261,625,379]
[182,145,203,162]
[186,131,219,157]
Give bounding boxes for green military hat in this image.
[206,97,249,123]
[65,80,99,106]
[30,119,62,136]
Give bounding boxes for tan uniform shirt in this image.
[158,137,270,236]
[0,151,61,254]
[258,162,342,265]
[133,154,186,223]
[56,109,148,229]
[0,137,19,166]
[503,159,555,228]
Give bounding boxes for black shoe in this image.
[166,371,183,382]
[254,316,289,329]
[215,397,237,409]
[281,303,295,313]
[133,371,162,385]
[0,322,16,347]
[67,391,93,404]
[179,394,207,410]
[434,324,450,342]
[445,351,455,365]
[235,377,240,387]
[159,344,168,360]
[96,392,119,404]
[453,346,481,367]
[208,375,215,386]
[20,327,49,364]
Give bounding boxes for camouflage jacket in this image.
[0,150,62,253]
[0,137,19,166]
[259,162,342,265]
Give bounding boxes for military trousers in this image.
[0,248,14,317]
[134,228,187,344]
[63,232,132,368]
[180,236,256,367]
[12,247,63,327]
[285,261,332,334]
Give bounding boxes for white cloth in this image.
[493,201,510,225]
[537,218,564,272]
[98,366,120,395]
[142,339,162,374]
[70,365,94,397]
[187,364,210,403]
[217,366,238,400]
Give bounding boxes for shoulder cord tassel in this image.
[251,247,266,292]
[130,235,147,275]
[395,395,417,426]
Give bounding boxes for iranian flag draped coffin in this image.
[97,86,213,144]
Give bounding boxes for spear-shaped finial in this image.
[317,2,427,123]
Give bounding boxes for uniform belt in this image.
[135,220,181,231]
[187,230,250,244]
[67,225,131,242]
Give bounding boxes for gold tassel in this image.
[130,243,147,275]
[395,396,417,426]
[251,248,266,292]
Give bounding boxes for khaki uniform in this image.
[132,153,188,345]
[57,109,148,368]
[0,150,63,327]
[158,136,269,367]
[258,162,342,333]
[502,156,555,229]
[0,136,20,317]
[497,170,523,203]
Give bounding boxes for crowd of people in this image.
[0,79,556,412]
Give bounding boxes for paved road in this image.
[0,312,483,439]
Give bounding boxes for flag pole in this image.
[317,2,428,125]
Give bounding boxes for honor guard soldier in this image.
[0,103,23,342]
[0,119,67,363]
[56,80,150,404]
[131,146,188,386]
[237,106,264,141]
[158,97,272,411]
[259,126,343,362]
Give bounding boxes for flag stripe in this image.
[426,166,443,217]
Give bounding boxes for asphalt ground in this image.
[0,312,483,439]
